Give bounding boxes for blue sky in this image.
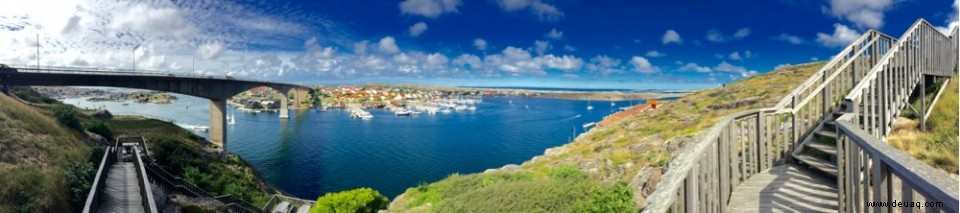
[0,0,957,89]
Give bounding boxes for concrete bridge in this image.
[0,65,313,150]
[644,19,959,212]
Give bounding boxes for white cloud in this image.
[734,28,751,38]
[196,41,225,60]
[630,56,659,73]
[662,30,682,44]
[533,40,550,55]
[824,0,898,29]
[540,55,583,72]
[678,63,711,73]
[353,41,370,55]
[452,54,483,70]
[645,50,665,58]
[545,28,563,39]
[816,23,862,47]
[473,38,488,51]
[110,4,196,37]
[729,52,742,61]
[409,22,428,37]
[399,0,462,18]
[563,45,576,51]
[773,33,804,44]
[707,28,751,42]
[378,36,400,54]
[496,0,563,20]
[586,55,624,75]
[713,61,757,77]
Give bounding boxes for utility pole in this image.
[133,43,141,71]
[36,34,40,70]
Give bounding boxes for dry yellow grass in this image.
[887,78,959,174]
[0,93,89,211]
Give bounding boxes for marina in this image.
[60,94,640,199]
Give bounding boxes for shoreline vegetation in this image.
[388,62,828,212]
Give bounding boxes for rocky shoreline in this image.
[33,86,178,104]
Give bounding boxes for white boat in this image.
[587,100,593,110]
[454,105,468,111]
[440,109,452,113]
[467,106,477,111]
[582,122,597,129]
[227,114,236,125]
[349,108,375,119]
[395,110,412,116]
[610,101,616,106]
[410,111,422,115]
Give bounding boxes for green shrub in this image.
[548,165,586,180]
[577,182,636,213]
[85,119,114,141]
[64,160,95,209]
[53,104,82,131]
[310,188,389,213]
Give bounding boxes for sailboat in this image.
[227,114,236,125]
[587,100,594,110]
[610,99,616,106]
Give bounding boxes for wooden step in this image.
[814,130,837,139]
[794,154,838,177]
[804,140,837,156]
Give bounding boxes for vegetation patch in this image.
[888,77,958,174]
[310,188,389,213]
[108,117,273,206]
[390,62,826,211]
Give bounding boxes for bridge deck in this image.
[726,164,838,212]
[98,162,145,213]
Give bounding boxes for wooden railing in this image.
[785,31,895,153]
[643,18,957,212]
[836,20,959,213]
[81,147,115,213]
[132,145,159,213]
[840,20,957,139]
[122,136,264,213]
[642,108,794,212]
[835,116,959,212]
[643,27,894,213]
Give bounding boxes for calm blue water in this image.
[62,93,638,199]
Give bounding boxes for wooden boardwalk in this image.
[726,165,838,212]
[98,162,145,213]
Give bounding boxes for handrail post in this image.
[684,166,699,213]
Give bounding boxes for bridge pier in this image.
[279,94,289,119]
[209,99,227,150]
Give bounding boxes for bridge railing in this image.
[81,146,115,213]
[7,64,218,79]
[836,20,958,212]
[835,116,959,212]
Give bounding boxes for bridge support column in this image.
[279,94,289,119]
[209,99,227,150]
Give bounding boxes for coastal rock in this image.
[629,167,663,209]
[90,109,112,120]
[500,164,521,172]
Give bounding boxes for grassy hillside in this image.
[0,93,92,212]
[390,62,825,212]
[888,77,958,174]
